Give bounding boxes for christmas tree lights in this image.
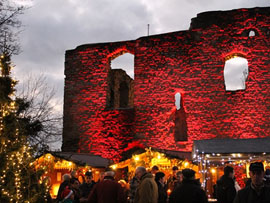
[0,53,50,202]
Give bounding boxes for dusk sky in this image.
[12,0,270,149]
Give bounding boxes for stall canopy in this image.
[193,138,270,155]
[49,151,113,168]
[192,137,270,164]
[192,138,270,195]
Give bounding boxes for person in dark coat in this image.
[56,174,71,203]
[216,165,236,203]
[167,166,179,192]
[169,168,208,203]
[233,162,270,203]
[79,171,96,202]
[155,172,167,203]
[70,178,81,203]
[87,171,126,203]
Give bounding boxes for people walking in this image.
[233,162,270,203]
[169,168,208,203]
[155,172,167,203]
[216,165,236,203]
[134,166,158,203]
[87,171,126,203]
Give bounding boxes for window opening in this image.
[111,53,134,79]
[249,30,256,37]
[107,52,134,109]
[224,56,249,91]
[174,92,188,141]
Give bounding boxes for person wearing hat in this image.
[169,168,208,203]
[216,165,236,203]
[61,186,74,203]
[79,171,96,202]
[233,162,270,203]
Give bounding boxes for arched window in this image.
[174,92,187,141]
[107,52,134,108]
[224,56,249,91]
[175,92,181,110]
[111,53,134,79]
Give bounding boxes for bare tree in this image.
[17,74,62,154]
[0,0,26,55]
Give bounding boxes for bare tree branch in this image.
[0,0,29,55]
[17,73,62,153]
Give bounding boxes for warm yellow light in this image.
[211,168,216,174]
[134,156,140,161]
[157,155,161,159]
[111,165,117,170]
[184,162,189,167]
[52,184,60,198]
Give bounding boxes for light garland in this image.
[193,149,270,194]
[0,54,50,202]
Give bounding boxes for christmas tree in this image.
[0,53,50,202]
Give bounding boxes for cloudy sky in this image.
[12,0,270,149]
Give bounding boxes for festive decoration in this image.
[0,53,49,202]
[34,153,107,198]
[192,139,270,197]
[111,148,198,180]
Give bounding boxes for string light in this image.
[0,54,50,202]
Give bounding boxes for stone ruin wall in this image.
[63,7,270,161]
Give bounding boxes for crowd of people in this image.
[55,162,270,203]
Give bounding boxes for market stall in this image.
[35,152,113,199]
[192,138,270,198]
[110,148,198,181]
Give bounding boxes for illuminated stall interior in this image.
[192,138,270,198]
[35,152,112,199]
[111,148,198,181]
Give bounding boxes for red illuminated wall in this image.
[63,7,270,161]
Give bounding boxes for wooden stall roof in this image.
[49,152,113,168]
[193,138,270,155]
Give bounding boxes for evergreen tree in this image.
[0,53,50,202]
